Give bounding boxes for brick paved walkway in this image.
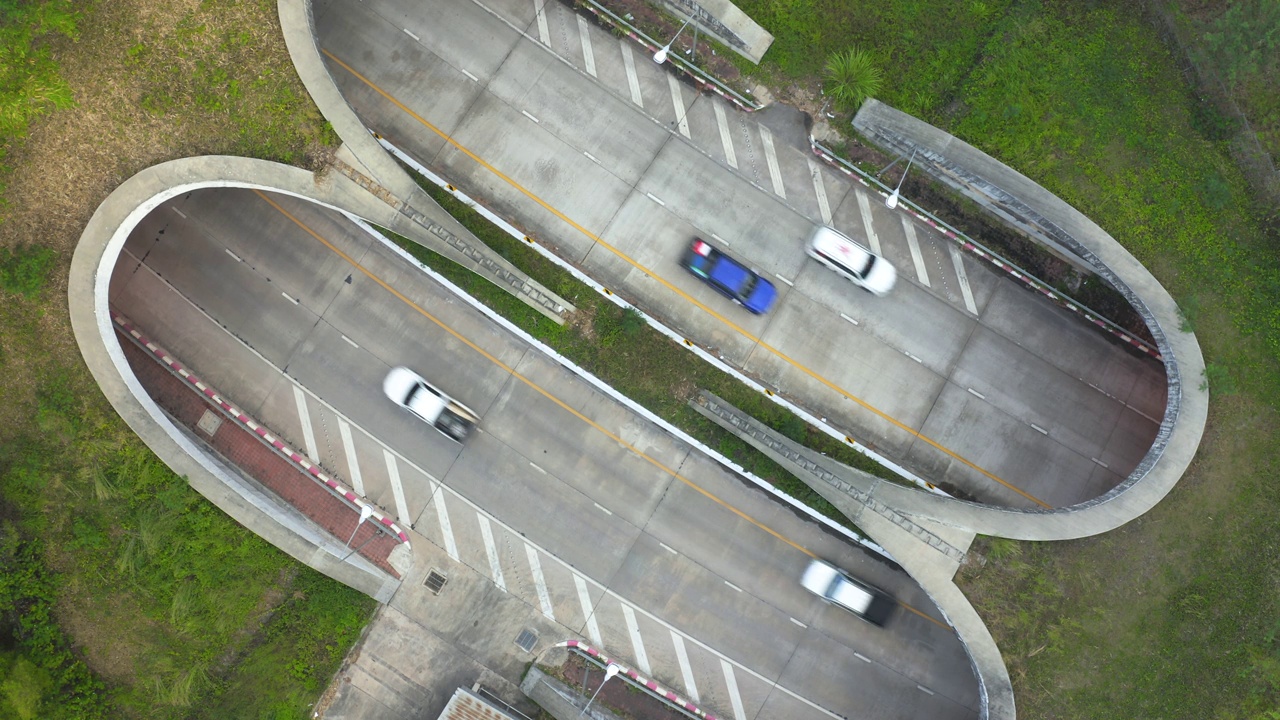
[117,328,402,577]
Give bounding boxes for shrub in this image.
[0,245,58,299]
[824,48,882,112]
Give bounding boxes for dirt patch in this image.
[547,652,693,720]
[55,582,158,686]
[564,303,600,342]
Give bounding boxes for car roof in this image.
[405,378,444,413]
[829,577,875,614]
[812,226,873,267]
[706,251,750,289]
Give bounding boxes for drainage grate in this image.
[196,409,223,436]
[514,629,538,654]
[423,569,447,594]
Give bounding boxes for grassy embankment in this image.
[0,1,374,718]
[727,0,1280,717]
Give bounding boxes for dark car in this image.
[681,238,778,314]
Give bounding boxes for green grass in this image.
[0,0,361,717]
[731,0,1013,119]
[1,359,377,718]
[382,170,923,529]
[922,4,1280,719]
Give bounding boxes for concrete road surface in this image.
[109,188,980,719]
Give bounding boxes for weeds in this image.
[0,245,58,299]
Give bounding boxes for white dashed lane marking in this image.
[338,419,364,496]
[431,478,459,560]
[621,604,652,675]
[293,385,320,462]
[855,190,882,255]
[577,15,596,77]
[713,102,738,169]
[668,74,690,138]
[382,449,413,527]
[620,41,643,107]
[948,242,979,314]
[901,215,931,287]
[671,631,700,703]
[758,124,786,198]
[526,544,555,621]
[808,157,832,225]
[720,659,748,720]
[574,574,603,646]
[478,515,506,591]
[533,0,550,45]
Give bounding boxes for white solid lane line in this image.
[855,189,883,255]
[478,515,506,591]
[620,41,643,107]
[809,157,832,225]
[577,15,596,77]
[621,604,652,675]
[759,124,786,198]
[338,419,365,496]
[948,242,979,314]
[901,215,932,287]
[668,74,690,138]
[381,448,413,527]
[525,544,556,621]
[293,384,320,463]
[574,574,604,647]
[671,631,701,703]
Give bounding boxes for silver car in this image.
[382,366,480,442]
[800,558,896,626]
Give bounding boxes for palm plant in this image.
[824,48,883,112]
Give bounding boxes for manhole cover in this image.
[423,569,447,595]
[514,629,538,653]
[196,409,223,436]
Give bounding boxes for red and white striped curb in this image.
[810,142,1163,361]
[111,311,411,545]
[556,639,720,720]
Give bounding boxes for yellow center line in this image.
[253,190,809,554]
[254,190,950,632]
[320,48,1051,510]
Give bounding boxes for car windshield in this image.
[737,274,757,295]
[858,255,876,278]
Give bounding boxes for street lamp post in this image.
[578,663,621,718]
[339,505,375,562]
[884,148,917,210]
[653,17,692,64]
[344,505,374,547]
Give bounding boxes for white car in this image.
[382,366,480,442]
[800,558,896,626]
[807,226,897,296]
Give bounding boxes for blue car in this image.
[682,238,778,314]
